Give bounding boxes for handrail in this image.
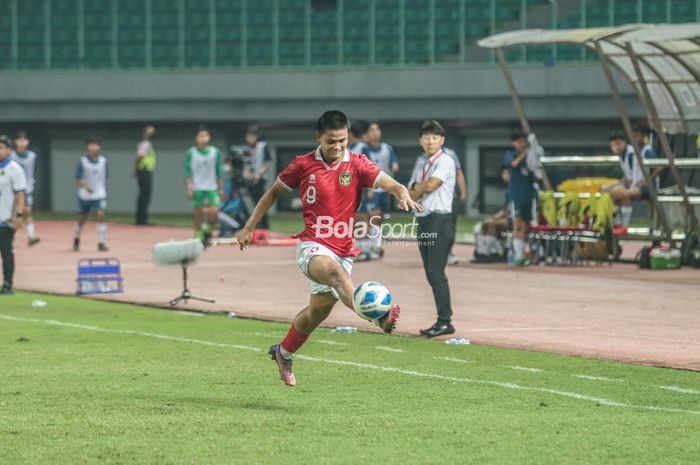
[643,158,700,167]
[540,155,619,166]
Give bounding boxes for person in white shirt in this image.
[408,121,457,337]
[74,137,109,252]
[603,129,660,227]
[11,131,40,246]
[0,135,27,294]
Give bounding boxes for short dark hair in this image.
[350,121,366,138]
[419,120,445,137]
[510,130,527,141]
[195,125,209,136]
[317,110,350,133]
[632,124,649,135]
[367,120,381,131]
[0,135,11,148]
[608,131,626,142]
[85,136,101,145]
[14,131,29,141]
[246,125,259,135]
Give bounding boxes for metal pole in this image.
[625,41,700,237]
[593,40,672,239]
[273,0,279,66]
[145,0,152,68]
[337,0,344,65]
[45,0,51,69]
[495,47,552,191]
[458,0,465,63]
[11,0,17,69]
[177,0,185,68]
[304,0,311,66]
[209,0,216,68]
[241,0,248,67]
[78,0,84,68]
[111,0,118,68]
[399,0,406,64]
[496,48,531,133]
[369,0,376,65]
[428,0,435,64]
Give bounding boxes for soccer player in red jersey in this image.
[237,110,422,386]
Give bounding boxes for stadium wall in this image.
[0,64,644,215]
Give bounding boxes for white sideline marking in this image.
[433,356,473,364]
[2,314,698,416]
[472,326,589,333]
[176,311,204,317]
[505,365,543,373]
[574,375,623,383]
[656,385,700,395]
[240,331,287,339]
[375,346,406,353]
[316,340,349,346]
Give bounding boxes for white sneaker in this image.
[447,254,459,265]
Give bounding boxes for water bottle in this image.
[31,300,47,308]
[332,326,357,333]
[506,233,514,266]
[445,338,470,345]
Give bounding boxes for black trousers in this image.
[248,180,269,229]
[450,195,461,249]
[417,213,455,324]
[136,170,153,225]
[0,226,15,288]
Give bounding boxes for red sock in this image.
[281,325,310,354]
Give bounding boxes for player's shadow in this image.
[138,395,293,413]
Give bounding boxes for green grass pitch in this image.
[1,292,699,464]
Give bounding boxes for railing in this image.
[0,0,697,72]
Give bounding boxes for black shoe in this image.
[98,243,109,252]
[28,237,41,246]
[73,238,80,251]
[0,285,13,295]
[420,322,456,338]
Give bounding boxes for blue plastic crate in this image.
[76,258,124,295]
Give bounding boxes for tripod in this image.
[169,260,215,306]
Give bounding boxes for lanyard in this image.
[421,150,443,182]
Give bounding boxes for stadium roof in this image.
[479,24,700,134]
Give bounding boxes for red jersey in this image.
[277,147,384,257]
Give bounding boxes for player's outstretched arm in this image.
[236,180,287,250]
[377,175,423,212]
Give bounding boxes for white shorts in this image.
[296,240,353,300]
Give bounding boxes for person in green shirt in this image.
[185,126,224,242]
[134,125,156,225]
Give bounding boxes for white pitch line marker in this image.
[574,375,623,383]
[2,314,699,416]
[505,365,543,373]
[316,340,349,346]
[656,385,700,395]
[433,356,473,364]
[375,346,406,353]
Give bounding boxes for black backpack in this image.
[637,246,653,269]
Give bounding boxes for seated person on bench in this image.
[602,127,661,227]
[474,166,511,260]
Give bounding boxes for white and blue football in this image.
[353,281,392,321]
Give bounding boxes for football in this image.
[353,281,392,321]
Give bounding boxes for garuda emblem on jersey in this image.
[339,171,351,186]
